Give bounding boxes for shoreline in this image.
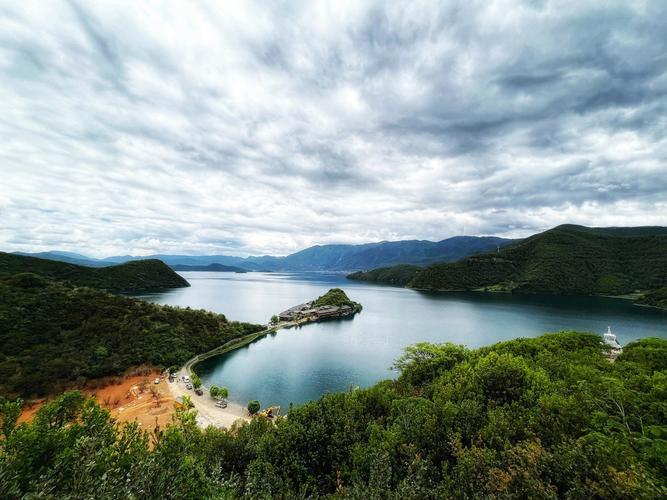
[386,283,667,310]
[178,303,361,427]
[175,320,296,428]
[169,372,250,428]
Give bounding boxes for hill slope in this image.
[636,287,667,309]
[2,332,665,497]
[0,273,263,397]
[347,264,422,286]
[0,252,189,292]
[312,288,362,311]
[349,225,667,297]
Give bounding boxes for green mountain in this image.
[0,273,263,398]
[349,225,667,299]
[347,264,422,286]
[0,252,189,292]
[2,332,665,497]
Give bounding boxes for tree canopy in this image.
[0,273,263,398]
[2,332,665,498]
[312,288,361,310]
[0,252,189,292]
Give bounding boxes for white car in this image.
[182,376,190,383]
[215,400,227,408]
[154,378,160,384]
[186,383,193,390]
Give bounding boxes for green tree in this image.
[209,385,228,399]
[0,334,665,498]
[191,373,202,389]
[0,397,23,438]
[93,345,109,359]
[270,315,279,324]
[247,400,260,414]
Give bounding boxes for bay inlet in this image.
[135,271,667,410]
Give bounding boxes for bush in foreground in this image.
[1,332,665,498]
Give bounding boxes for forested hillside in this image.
[0,252,189,292]
[636,287,667,309]
[312,288,361,309]
[347,264,422,286]
[0,273,263,398]
[349,225,667,299]
[1,332,665,498]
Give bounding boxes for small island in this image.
[277,288,362,324]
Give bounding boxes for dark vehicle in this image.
[194,388,204,396]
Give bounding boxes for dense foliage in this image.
[209,386,228,400]
[0,252,189,292]
[312,288,361,310]
[349,225,667,301]
[2,332,665,498]
[637,287,667,309]
[0,273,263,398]
[348,264,422,286]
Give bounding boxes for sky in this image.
[1,1,666,258]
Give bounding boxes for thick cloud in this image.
[1,0,666,257]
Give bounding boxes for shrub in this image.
[247,400,260,414]
[191,373,202,389]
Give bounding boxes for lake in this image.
[136,271,667,409]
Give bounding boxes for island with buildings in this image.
[276,288,362,324]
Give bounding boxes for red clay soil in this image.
[18,371,176,430]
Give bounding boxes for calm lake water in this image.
[136,271,667,409]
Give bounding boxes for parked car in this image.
[186,383,193,390]
[182,375,190,383]
[194,388,203,396]
[154,378,160,384]
[215,400,227,408]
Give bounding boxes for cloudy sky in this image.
[1,1,666,257]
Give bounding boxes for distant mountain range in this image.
[348,225,667,302]
[13,235,516,272]
[171,263,248,273]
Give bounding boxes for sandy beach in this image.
[170,368,250,429]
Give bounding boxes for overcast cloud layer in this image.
[1,1,666,257]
